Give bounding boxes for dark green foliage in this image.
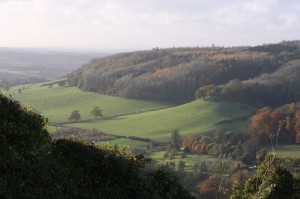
[0,93,53,198]
[147,169,194,199]
[0,93,51,157]
[198,59,300,107]
[51,139,152,199]
[231,154,299,199]
[0,92,193,199]
[256,149,267,162]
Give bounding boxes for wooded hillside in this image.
[67,41,300,104]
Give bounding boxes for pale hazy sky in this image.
[0,0,299,50]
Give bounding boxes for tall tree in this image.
[171,129,182,151]
[90,106,103,120]
[68,110,81,122]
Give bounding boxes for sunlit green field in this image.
[8,83,172,123]
[5,82,255,146]
[70,99,255,141]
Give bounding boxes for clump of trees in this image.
[0,92,193,199]
[196,59,300,107]
[231,153,300,199]
[176,100,300,197]
[180,102,300,165]
[195,153,300,199]
[68,107,104,122]
[250,104,300,145]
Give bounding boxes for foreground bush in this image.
[0,93,193,199]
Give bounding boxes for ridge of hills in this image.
[67,40,300,106]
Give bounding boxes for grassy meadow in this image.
[5,82,256,146]
[70,99,255,141]
[7,83,172,123]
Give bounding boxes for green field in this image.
[7,83,172,123]
[5,82,256,145]
[96,138,150,149]
[70,99,255,141]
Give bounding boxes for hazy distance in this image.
[0,0,299,51]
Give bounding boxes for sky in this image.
[0,0,299,50]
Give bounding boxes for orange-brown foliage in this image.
[182,132,198,150]
[251,107,285,138]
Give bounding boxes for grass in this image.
[96,138,150,149]
[7,83,172,123]
[3,82,257,166]
[5,82,255,143]
[70,99,255,141]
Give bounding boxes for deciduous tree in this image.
[182,133,198,151]
[90,106,103,120]
[251,107,286,145]
[68,110,81,122]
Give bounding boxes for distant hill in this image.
[0,48,109,88]
[67,41,300,105]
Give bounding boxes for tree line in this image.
[196,59,300,107]
[67,41,300,104]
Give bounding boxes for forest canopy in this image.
[67,41,300,105]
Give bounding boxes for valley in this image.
[2,41,300,198]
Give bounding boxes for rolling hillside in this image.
[70,99,255,141]
[6,83,255,143]
[7,83,171,124]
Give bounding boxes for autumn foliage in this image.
[182,133,198,151]
[251,107,286,144]
[250,105,300,145]
[182,133,213,154]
